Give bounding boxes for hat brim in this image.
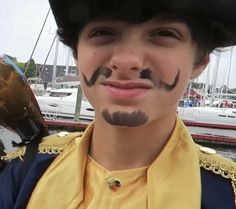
[49,0,236,47]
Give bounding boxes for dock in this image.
[45,119,90,131]
[45,119,236,147]
[183,120,236,130]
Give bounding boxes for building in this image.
[37,64,78,83]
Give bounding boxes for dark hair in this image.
[57,11,232,64]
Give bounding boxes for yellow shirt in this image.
[27,116,201,209]
[80,156,148,209]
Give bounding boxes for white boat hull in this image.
[178,106,236,126]
[36,88,94,121]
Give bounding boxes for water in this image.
[0,125,235,162]
[212,146,236,161]
[187,126,236,162]
[196,142,236,162]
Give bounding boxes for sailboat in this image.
[178,47,236,130]
[36,87,94,121]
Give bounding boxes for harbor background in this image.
[0,1,235,163]
[1,125,235,162]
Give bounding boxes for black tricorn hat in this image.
[48,0,236,47]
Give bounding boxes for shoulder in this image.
[0,131,83,209]
[196,145,236,208]
[197,145,235,182]
[1,131,84,161]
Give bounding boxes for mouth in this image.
[101,80,151,99]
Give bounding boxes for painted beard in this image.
[101,109,148,127]
[82,67,180,126]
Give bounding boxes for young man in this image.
[0,0,236,208]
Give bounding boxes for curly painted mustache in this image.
[82,67,180,91]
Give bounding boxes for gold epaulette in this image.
[197,145,236,205]
[1,131,83,161]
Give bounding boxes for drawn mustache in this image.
[140,68,180,91]
[82,67,180,91]
[83,67,112,87]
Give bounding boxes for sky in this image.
[0,0,236,88]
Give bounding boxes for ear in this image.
[74,58,78,66]
[191,54,210,79]
[72,48,79,64]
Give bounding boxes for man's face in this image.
[75,16,208,127]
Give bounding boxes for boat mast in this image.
[25,8,51,75]
[226,46,234,94]
[210,52,221,107]
[65,48,71,76]
[52,36,60,88]
[203,58,211,106]
[40,35,57,83]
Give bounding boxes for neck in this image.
[89,113,176,171]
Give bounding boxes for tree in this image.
[14,59,37,78]
[25,59,37,78]
[14,61,25,72]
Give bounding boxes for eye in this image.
[87,26,118,44]
[89,27,116,38]
[150,28,181,39]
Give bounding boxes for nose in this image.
[108,41,145,72]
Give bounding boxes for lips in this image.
[101,80,151,98]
